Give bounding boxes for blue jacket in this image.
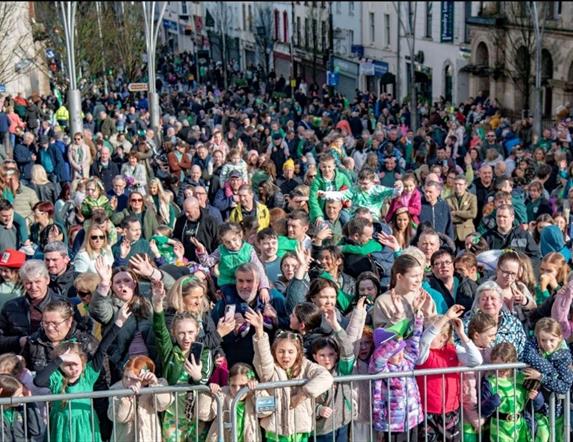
[420,197,454,238]
[13,143,34,181]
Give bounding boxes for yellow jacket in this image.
[55,105,69,121]
[229,201,270,230]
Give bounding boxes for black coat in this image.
[0,289,77,353]
[22,322,99,372]
[90,160,120,193]
[426,274,477,312]
[172,210,219,262]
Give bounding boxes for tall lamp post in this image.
[142,1,168,136]
[59,1,83,136]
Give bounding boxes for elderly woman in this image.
[462,281,527,357]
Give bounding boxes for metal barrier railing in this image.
[0,364,570,442]
[230,362,572,442]
[0,384,225,442]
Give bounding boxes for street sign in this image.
[45,48,55,59]
[128,83,149,92]
[327,71,339,86]
[0,84,6,93]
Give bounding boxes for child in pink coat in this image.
[386,172,422,225]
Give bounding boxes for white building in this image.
[359,1,471,104]
[160,2,206,54]
[332,1,363,97]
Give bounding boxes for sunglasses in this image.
[90,235,105,240]
[131,198,143,202]
[77,290,91,297]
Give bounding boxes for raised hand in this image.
[184,355,203,382]
[190,237,206,255]
[376,232,400,251]
[59,348,82,365]
[244,307,265,337]
[323,308,340,332]
[129,254,156,280]
[151,279,166,312]
[95,255,112,284]
[445,304,465,321]
[115,303,133,327]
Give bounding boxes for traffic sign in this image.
[45,48,55,59]
[0,84,5,93]
[327,71,338,86]
[128,83,149,92]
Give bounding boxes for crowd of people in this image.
[0,54,572,442]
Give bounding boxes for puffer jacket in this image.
[108,378,172,442]
[369,313,424,432]
[252,332,333,436]
[22,322,99,372]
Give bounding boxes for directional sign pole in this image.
[142,1,168,141]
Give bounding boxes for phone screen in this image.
[224,304,236,322]
[189,342,204,364]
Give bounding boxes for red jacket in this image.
[416,343,460,414]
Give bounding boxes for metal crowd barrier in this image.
[0,384,225,442]
[230,362,572,442]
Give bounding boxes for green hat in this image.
[385,319,411,339]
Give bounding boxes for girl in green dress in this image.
[33,303,131,442]
[151,279,213,442]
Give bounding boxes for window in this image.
[297,16,302,46]
[274,10,280,40]
[425,1,432,38]
[384,14,391,46]
[313,18,318,48]
[322,20,327,51]
[349,29,354,48]
[336,1,341,14]
[242,4,246,30]
[181,1,188,15]
[248,5,253,32]
[283,11,288,42]
[349,1,355,16]
[305,17,310,48]
[464,2,471,43]
[369,12,375,44]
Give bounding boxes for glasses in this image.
[76,290,91,297]
[90,235,105,240]
[74,137,82,141]
[498,267,518,278]
[131,198,143,202]
[433,260,453,267]
[41,318,68,329]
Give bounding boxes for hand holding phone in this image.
[224,304,236,323]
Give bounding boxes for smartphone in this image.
[224,304,236,322]
[189,342,204,364]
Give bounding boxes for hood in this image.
[540,225,571,260]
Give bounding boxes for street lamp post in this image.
[95,2,109,96]
[59,1,83,136]
[142,1,168,136]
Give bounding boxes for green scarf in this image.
[340,239,382,256]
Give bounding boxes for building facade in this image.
[466,1,573,119]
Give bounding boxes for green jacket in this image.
[153,310,213,386]
[111,208,159,241]
[309,172,352,222]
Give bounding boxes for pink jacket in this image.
[551,281,573,340]
[386,188,422,224]
[462,348,491,430]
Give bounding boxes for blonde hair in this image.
[167,276,209,315]
[73,272,102,293]
[31,164,50,185]
[0,354,26,377]
[82,224,109,257]
[535,317,563,340]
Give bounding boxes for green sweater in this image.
[322,184,398,222]
[152,310,213,386]
[218,243,253,286]
[309,171,352,222]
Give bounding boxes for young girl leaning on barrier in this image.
[310,307,357,442]
[33,303,131,442]
[0,374,44,442]
[244,307,333,442]
[108,355,172,442]
[462,311,498,441]
[415,304,483,442]
[198,362,269,442]
[151,278,213,442]
[369,294,425,441]
[521,318,573,442]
